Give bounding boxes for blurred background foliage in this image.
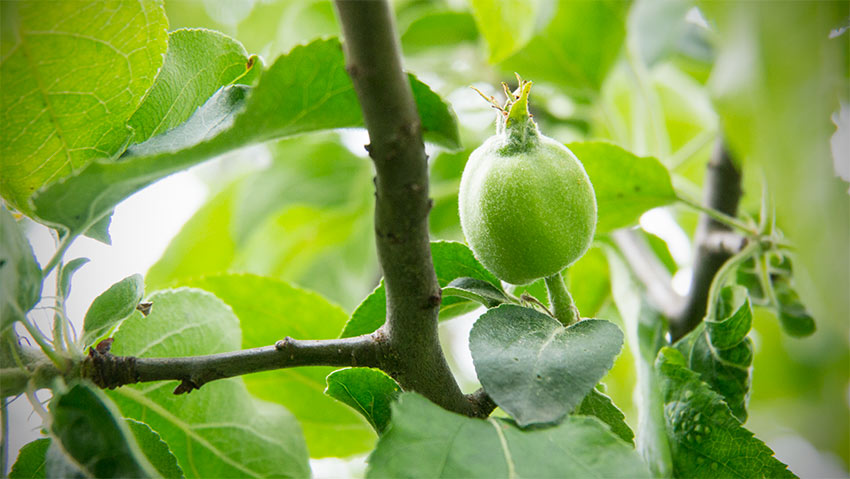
[155,0,847,474]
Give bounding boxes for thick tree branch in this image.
[334,0,476,415]
[669,141,742,341]
[85,335,383,393]
[5,0,496,420]
[466,388,497,418]
[2,335,383,398]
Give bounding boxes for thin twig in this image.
[676,194,755,235]
[19,315,65,370]
[41,233,74,277]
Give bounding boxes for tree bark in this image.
[669,141,742,340]
[334,0,475,415]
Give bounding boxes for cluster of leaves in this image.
[1,0,846,477]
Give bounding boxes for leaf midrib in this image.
[113,387,281,479]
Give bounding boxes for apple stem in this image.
[544,271,579,326]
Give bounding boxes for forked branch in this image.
[4,0,492,419]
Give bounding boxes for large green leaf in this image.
[0,0,168,213]
[10,420,185,479]
[568,141,676,233]
[144,183,239,292]
[128,28,260,144]
[675,285,753,422]
[469,0,539,63]
[575,388,635,446]
[339,241,503,338]
[324,368,401,435]
[32,37,460,236]
[655,347,795,478]
[0,207,41,332]
[50,382,159,478]
[144,137,376,309]
[80,274,144,349]
[367,393,650,478]
[108,289,310,478]
[231,204,375,310]
[469,304,624,427]
[181,274,376,458]
[500,0,629,99]
[401,11,478,54]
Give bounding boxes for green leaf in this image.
[568,141,676,233]
[325,368,401,435]
[32,38,460,235]
[0,0,168,213]
[128,28,260,144]
[181,274,376,458]
[340,241,503,337]
[469,0,539,63]
[401,11,478,53]
[9,438,49,479]
[605,246,673,477]
[443,277,511,308]
[84,213,113,244]
[108,289,310,478]
[58,258,89,299]
[10,420,184,479]
[469,304,624,427]
[675,285,753,422]
[144,183,239,292]
[774,281,816,338]
[80,274,144,349]
[431,241,503,310]
[231,204,375,310]
[655,347,795,478]
[50,382,159,478]
[575,388,635,445]
[340,280,387,338]
[367,393,650,478]
[737,255,816,338]
[706,285,752,349]
[125,419,184,479]
[408,74,461,149]
[145,137,377,309]
[0,207,42,332]
[500,0,629,99]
